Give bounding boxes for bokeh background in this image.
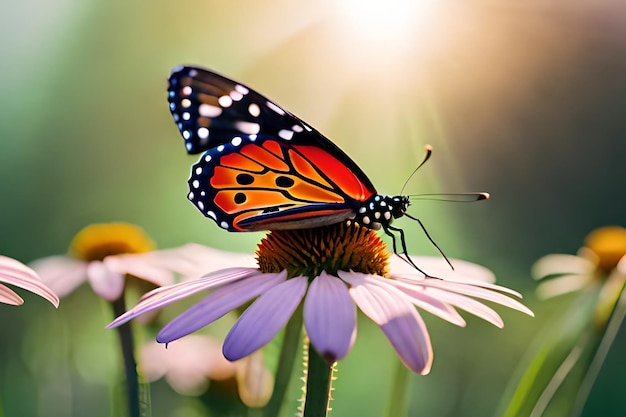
[1,0,625,416]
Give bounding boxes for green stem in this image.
[303,345,333,417]
[383,357,410,417]
[111,296,141,417]
[262,307,303,417]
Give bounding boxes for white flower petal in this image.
[424,287,505,327]
[223,276,308,361]
[104,243,256,284]
[139,336,235,395]
[532,254,595,280]
[414,279,534,317]
[0,283,23,305]
[107,267,260,328]
[340,271,432,374]
[157,271,288,343]
[304,272,356,362]
[30,255,87,300]
[389,255,496,283]
[385,279,466,327]
[86,261,125,301]
[0,255,59,307]
[535,274,595,298]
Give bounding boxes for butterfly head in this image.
[390,196,410,219]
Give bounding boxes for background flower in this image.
[31,223,170,301]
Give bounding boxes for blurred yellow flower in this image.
[533,226,626,299]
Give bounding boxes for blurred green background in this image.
[1,0,625,416]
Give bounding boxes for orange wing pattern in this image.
[189,138,374,231]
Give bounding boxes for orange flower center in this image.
[256,222,390,278]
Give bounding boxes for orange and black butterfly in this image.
[167,65,486,269]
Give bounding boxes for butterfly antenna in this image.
[399,144,433,196]
[409,192,490,202]
[404,213,454,270]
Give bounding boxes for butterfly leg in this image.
[384,225,432,277]
[404,213,454,271]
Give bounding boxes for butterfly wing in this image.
[189,135,376,231]
[169,65,378,231]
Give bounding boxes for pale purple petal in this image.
[157,271,288,343]
[104,243,256,285]
[532,254,595,280]
[412,279,534,316]
[340,271,432,374]
[223,276,308,361]
[421,287,505,327]
[389,255,496,283]
[383,278,466,327]
[86,261,125,301]
[304,271,356,362]
[29,255,87,299]
[107,267,259,328]
[0,255,59,307]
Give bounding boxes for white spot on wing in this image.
[235,84,249,95]
[182,130,191,140]
[188,69,198,77]
[192,180,200,188]
[217,145,225,152]
[292,125,304,133]
[207,211,216,220]
[198,201,204,210]
[266,101,285,115]
[182,112,190,120]
[195,166,203,175]
[278,129,294,140]
[231,137,242,146]
[220,221,229,229]
[181,99,191,108]
[204,155,212,162]
[218,95,233,107]
[197,127,209,139]
[248,103,261,117]
[235,121,261,135]
[198,103,222,117]
[229,90,244,101]
[181,86,192,96]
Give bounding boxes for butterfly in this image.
[167,65,486,270]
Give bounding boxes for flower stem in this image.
[111,296,142,417]
[303,345,334,417]
[383,357,410,417]
[263,306,303,417]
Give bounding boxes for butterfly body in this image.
[170,65,409,235]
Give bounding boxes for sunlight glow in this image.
[337,0,438,42]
